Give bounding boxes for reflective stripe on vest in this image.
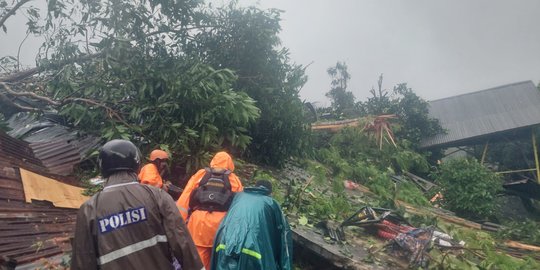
[103,182,139,190]
[97,234,167,265]
[214,244,262,260]
[177,205,188,215]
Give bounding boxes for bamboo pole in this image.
[481,141,489,164]
[504,240,540,252]
[532,129,540,183]
[496,168,537,174]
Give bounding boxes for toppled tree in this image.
[0,0,262,174]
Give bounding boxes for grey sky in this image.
[239,0,540,106]
[2,0,540,107]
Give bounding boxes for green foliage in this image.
[364,173,394,203]
[326,61,357,118]
[390,147,430,173]
[49,46,260,174]
[396,181,430,206]
[82,184,103,197]
[190,4,310,166]
[314,125,431,207]
[430,224,540,270]
[251,169,286,205]
[362,173,429,207]
[2,0,269,175]
[362,74,392,115]
[328,126,373,161]
[318,126,431,176]
[305,193,352,221]
[432,158,503,220]
[304,160,329,185]
[316,147,353,178]
[359,76,443,147]
[350,160,381,184]
[390,83,444,147]
[497,220,540,246]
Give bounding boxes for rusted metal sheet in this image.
[0,199,77,266]
[0,132,43,168]
[7,112,100,176]
[0,131,79,268]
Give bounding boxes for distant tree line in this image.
[320,61,443,148]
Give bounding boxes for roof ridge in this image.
[429,80,535,103]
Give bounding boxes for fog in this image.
[2,0,540,105]
[239,0,540,105]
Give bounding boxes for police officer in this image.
[72,139,203,270]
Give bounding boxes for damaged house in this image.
[0,113,99,269]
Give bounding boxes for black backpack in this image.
[189,168,234,213]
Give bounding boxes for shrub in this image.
[432,158,502,220]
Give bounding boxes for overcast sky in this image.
[2,0,540,106]
[238,0,540,106]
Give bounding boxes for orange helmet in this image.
[149,149,169,161]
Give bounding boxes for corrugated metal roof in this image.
[420,81,540,148]
[0,134,77,268]
[7,113,100,175]
[0,132,46,174]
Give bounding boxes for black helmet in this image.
[99,139,141,178]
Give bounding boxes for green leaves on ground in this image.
[497,220,540,246]
[298,216,308,226]
[432,158,503,220]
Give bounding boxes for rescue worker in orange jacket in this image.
[139,149,169,189]
[177,152,243,270]
[72,140,203,270]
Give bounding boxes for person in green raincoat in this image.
[210,180,292,270]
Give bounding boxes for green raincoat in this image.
[210,187,292,270]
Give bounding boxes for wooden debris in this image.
[504,240,540,252]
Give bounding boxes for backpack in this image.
[189,168,234,213]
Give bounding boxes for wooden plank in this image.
[19,168,89,209]
[504,240,540,252]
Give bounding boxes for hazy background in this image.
[238,0,540,106]
[2,0,540,106]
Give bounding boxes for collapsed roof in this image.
[0,131,78,268]
[0,111,99,268]
[7,112,100,176]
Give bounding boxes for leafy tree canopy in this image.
[0,0,264,174]
[325,61,356,118]
[360,75,443,148]
[188,3,310,166]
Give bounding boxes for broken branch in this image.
[0,0,32,30]
[0,52,103,83]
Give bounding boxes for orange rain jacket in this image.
[176,152,243,266]
[138,163,163,188]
